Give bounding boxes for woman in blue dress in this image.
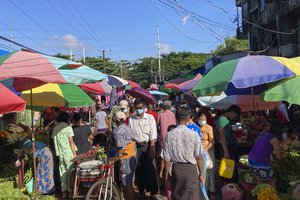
[23,139,55,194]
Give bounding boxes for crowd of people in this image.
[18,95,299,200]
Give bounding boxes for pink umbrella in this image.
[174,74,203,93]
[126,87,157,105]
[0,50,66,91]
[164,78,188,89]
[127,80,140,88]
[80,80,112,95]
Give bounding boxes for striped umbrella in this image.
[108,75,128,87]
[21,83,94,108]
[80,80,112,95]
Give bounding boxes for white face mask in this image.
[122,108,128,113]
[198,120,206,126]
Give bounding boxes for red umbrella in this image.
[0,83,26,114]
[164,78,188,89]
[127,80,140,88]
[0,50,66,91]
[80,81,113,95]
[126,87,157,105]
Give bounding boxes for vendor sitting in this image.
[22,139,55,194]
[248,120,288,188]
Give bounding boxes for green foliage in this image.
[212,36,248,55]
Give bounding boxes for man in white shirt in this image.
[129,98,159,198]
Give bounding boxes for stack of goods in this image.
[0,125,27,146]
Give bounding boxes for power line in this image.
[67,0,121,59]
[0,35,43,54]
[0,19,59,54]
[204,0,295,35]
[151,0,210,44]
[8,0,81,55]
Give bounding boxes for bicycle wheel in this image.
[85,178,122,200]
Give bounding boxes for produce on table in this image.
[251,183,280,200]
[96,147,107,160]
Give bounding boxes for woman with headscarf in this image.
[22,139,54,194]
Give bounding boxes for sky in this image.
[0,0,238,61]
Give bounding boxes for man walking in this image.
[129,99,159,198]
[162,107,204,200]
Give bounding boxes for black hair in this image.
[167,125,177,132]
[96,104,101,111]
[134,98,145,106]
[194,111,206,122]
[72,112,82,122]
[259,112,268,120]
[228,105,241,116]
[177,107,192,122]
[270,120,283,139]
[51,107,60,113]
[57,111,70,123]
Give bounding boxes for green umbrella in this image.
[262,76,300,105]
[21,83,94,108]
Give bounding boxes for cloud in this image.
[159,43,172,54]
[49,34,83,49]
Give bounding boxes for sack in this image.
[205,151,213,169]
[221,183,244,200]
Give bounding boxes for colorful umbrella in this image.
[108,75,128,87]
[192,55,300,97]
[164,78,188,89]
[198,92,277,111]
[262,76,300,105]
[127,80,140,89]
[0,50,66,91]
[149,90,169,101]
[0,83,26,114]
[174,74,203,93]
[58,65,108,85]
[80,81,112,95]
[21,83,94,108]
[126,87,157,104]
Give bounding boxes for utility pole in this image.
[69,48,73,60]
[9,26,14,51]
[102,50,106,73]
[120,60,123,78]
[157,24,162,82]
[82,47,86,64]
[150,59,153,84]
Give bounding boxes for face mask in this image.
[136,108,144,115]
[122,108,128,113]
[198,120,206,126]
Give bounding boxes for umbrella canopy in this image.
[126,87,157,104]
[108,75,128,87]
[21,83,94,108]
[198,92,277,111]
[80,81,112,95]
[262,76,300,105]
[174,74,203,93]
[59,65,108,85]
[127,80,140,89]
[0,83,26,114]
[164,78,188,89]
[149,90,169,101]
[192,55,300,96]
[0,50,66,91]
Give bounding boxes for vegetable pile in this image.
[251,184,280,200]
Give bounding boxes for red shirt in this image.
[146,110,158,121]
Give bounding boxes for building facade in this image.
[236,0,300,57]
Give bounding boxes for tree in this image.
[212,36,248,55]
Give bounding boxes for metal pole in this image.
[9,26,14,51]
[157,24,162,82]
[70,48,73,60]
[30,82,37,199]
[276,14,281,55]
[120,61,123,78]
[82,47,86,64]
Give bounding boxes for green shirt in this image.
[52,122,76,156]
[216,116,232,145]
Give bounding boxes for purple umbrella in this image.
[126,87,157,105]
[174,74,203,93]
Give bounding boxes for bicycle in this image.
[85,157,122,200]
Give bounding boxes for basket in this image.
[221,183,244,200]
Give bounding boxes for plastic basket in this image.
[221,183,244,200]
[26,178,34,194]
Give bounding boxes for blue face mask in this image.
[136,108,144,115]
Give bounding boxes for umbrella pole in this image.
[251,87,257,121]
[30,82,38,199]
